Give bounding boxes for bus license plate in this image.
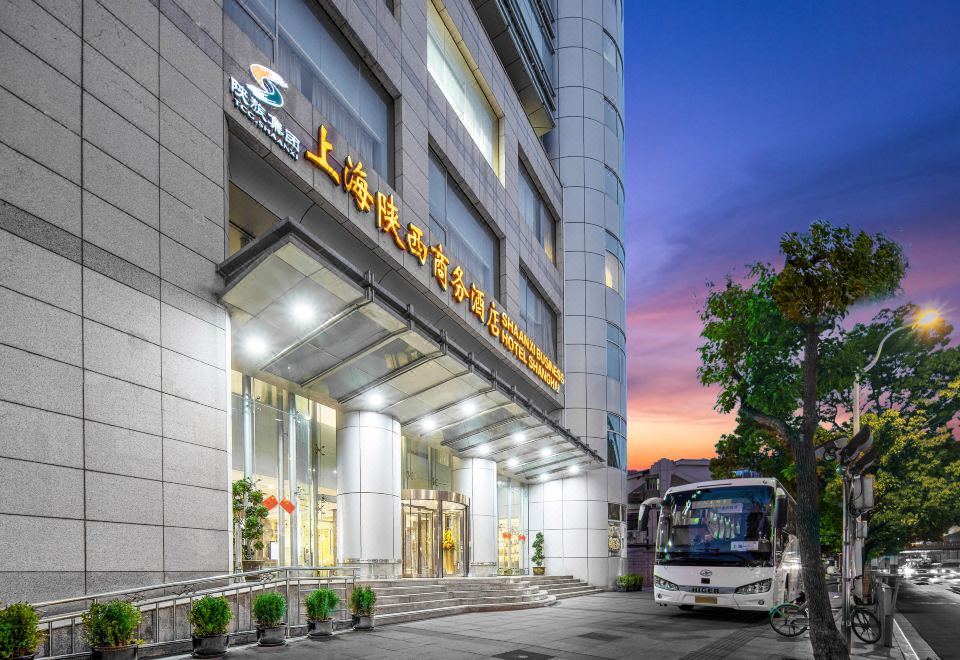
[694,596,718,605]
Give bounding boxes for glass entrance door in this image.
[403,502,437,577]
[401,490,470,578]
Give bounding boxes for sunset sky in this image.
[622,1,960,471]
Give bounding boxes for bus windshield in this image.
[656,485,774,566]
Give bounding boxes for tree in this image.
[699,222,906,659]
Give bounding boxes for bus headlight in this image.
[735,579,772,595]
[654,576,679,591]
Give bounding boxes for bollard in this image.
[879,581,894,647]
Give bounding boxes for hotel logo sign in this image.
[229,64,302,160]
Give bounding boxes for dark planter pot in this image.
[192,634,230,658]
[533,566,545,576]
[93,645,138,660]
[353,615,374,630]
[12,654,36,660]
[242,560,265,582]
[256,625,286,647]
[307,619,334,638]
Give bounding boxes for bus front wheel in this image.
[678,605,695,611]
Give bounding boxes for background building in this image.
[0,0,626,602]
[626,458,711,582]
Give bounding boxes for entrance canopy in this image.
[219,220,602,482]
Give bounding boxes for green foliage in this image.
[772,222,905,327]
[251,593,285,628]
[81,600,142,648]
[616,574,644,591]
[232,478,269,561]
[0,602,45,659]
[859,409,960,557]
[304,589,339,622]
[188,596,232,637]
[531,532,545,568]
[349,587,376,617]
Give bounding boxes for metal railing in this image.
[32,566,358,659]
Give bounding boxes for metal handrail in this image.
[33,566,358,660]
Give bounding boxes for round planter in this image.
[532,566,545,576]
[92,645,138,660]
[307,619,334,638]
[353,615,374,630]
[256,625,285,647]
[241,560,264,582]
[191,634,229,658]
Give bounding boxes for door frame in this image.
[401,489,471,578]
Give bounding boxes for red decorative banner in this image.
[502,532,511,540]
[518,535,526,541]
[279,497,295,514]
[262,495,278,511]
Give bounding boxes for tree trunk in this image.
[796,326,848,659]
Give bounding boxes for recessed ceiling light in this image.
[421,417,436,431]
[476,444,490,455]
[539,447,551,458]
[368,393,385,407]
[245,336,268,356]
[292,302,314,322]
[507,457,518,468]
[569,465,580,474]
[513,432,525,443]
[462,400,477,414]
[540,473,549,481]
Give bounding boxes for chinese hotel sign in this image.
[228,65,564,393]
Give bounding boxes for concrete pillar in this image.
[336,411,401,578]
[452,458,497,576]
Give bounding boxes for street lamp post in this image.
[843,309,942,647]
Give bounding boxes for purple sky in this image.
[621,1,960,470]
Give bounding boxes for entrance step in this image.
[522,576,605,599]
[357,576,558,626]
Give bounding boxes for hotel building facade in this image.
[0,0,626,602]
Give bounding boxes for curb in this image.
[894,614,940,660]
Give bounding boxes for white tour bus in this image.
[653,478,801,611]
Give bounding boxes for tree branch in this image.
[740,406,798,447]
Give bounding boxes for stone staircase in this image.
[361,575,600,625]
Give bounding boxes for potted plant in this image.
[188,595,232,657]
[81,600,142,660]
[0,602,46,660]
[349,587,376,630]
[251,593,285,647]
[304,589,339,638]
[616,574,644,592]
[232,478,269,580]
[442,528,456,575]
[531,532,545,575]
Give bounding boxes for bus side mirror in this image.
[776,500,788,528]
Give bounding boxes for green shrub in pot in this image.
[188,596,232,657]
[304,589,339,638]
[0,602,46,660]
[251,593,285,647]
[81,600,142,660]
[349,587,376,630]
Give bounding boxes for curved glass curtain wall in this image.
[230,372,338,568]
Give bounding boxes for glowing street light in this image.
[913,308,941,329]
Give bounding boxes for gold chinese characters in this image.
[303,124,564,392]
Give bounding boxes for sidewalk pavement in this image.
[182,590,933,660]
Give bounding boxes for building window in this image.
[606,322,626,383]
[604,232,625,295]
[519,270,558,362]
[519,163,556,262]
[602,30,621,73]
[226,0,395,183]
[429,150,500,297]
[427,1,499,173]
[517,0,555,85]
[607,413,626,469]
[604,97,623,138]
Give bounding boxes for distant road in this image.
[896,579,960,659]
